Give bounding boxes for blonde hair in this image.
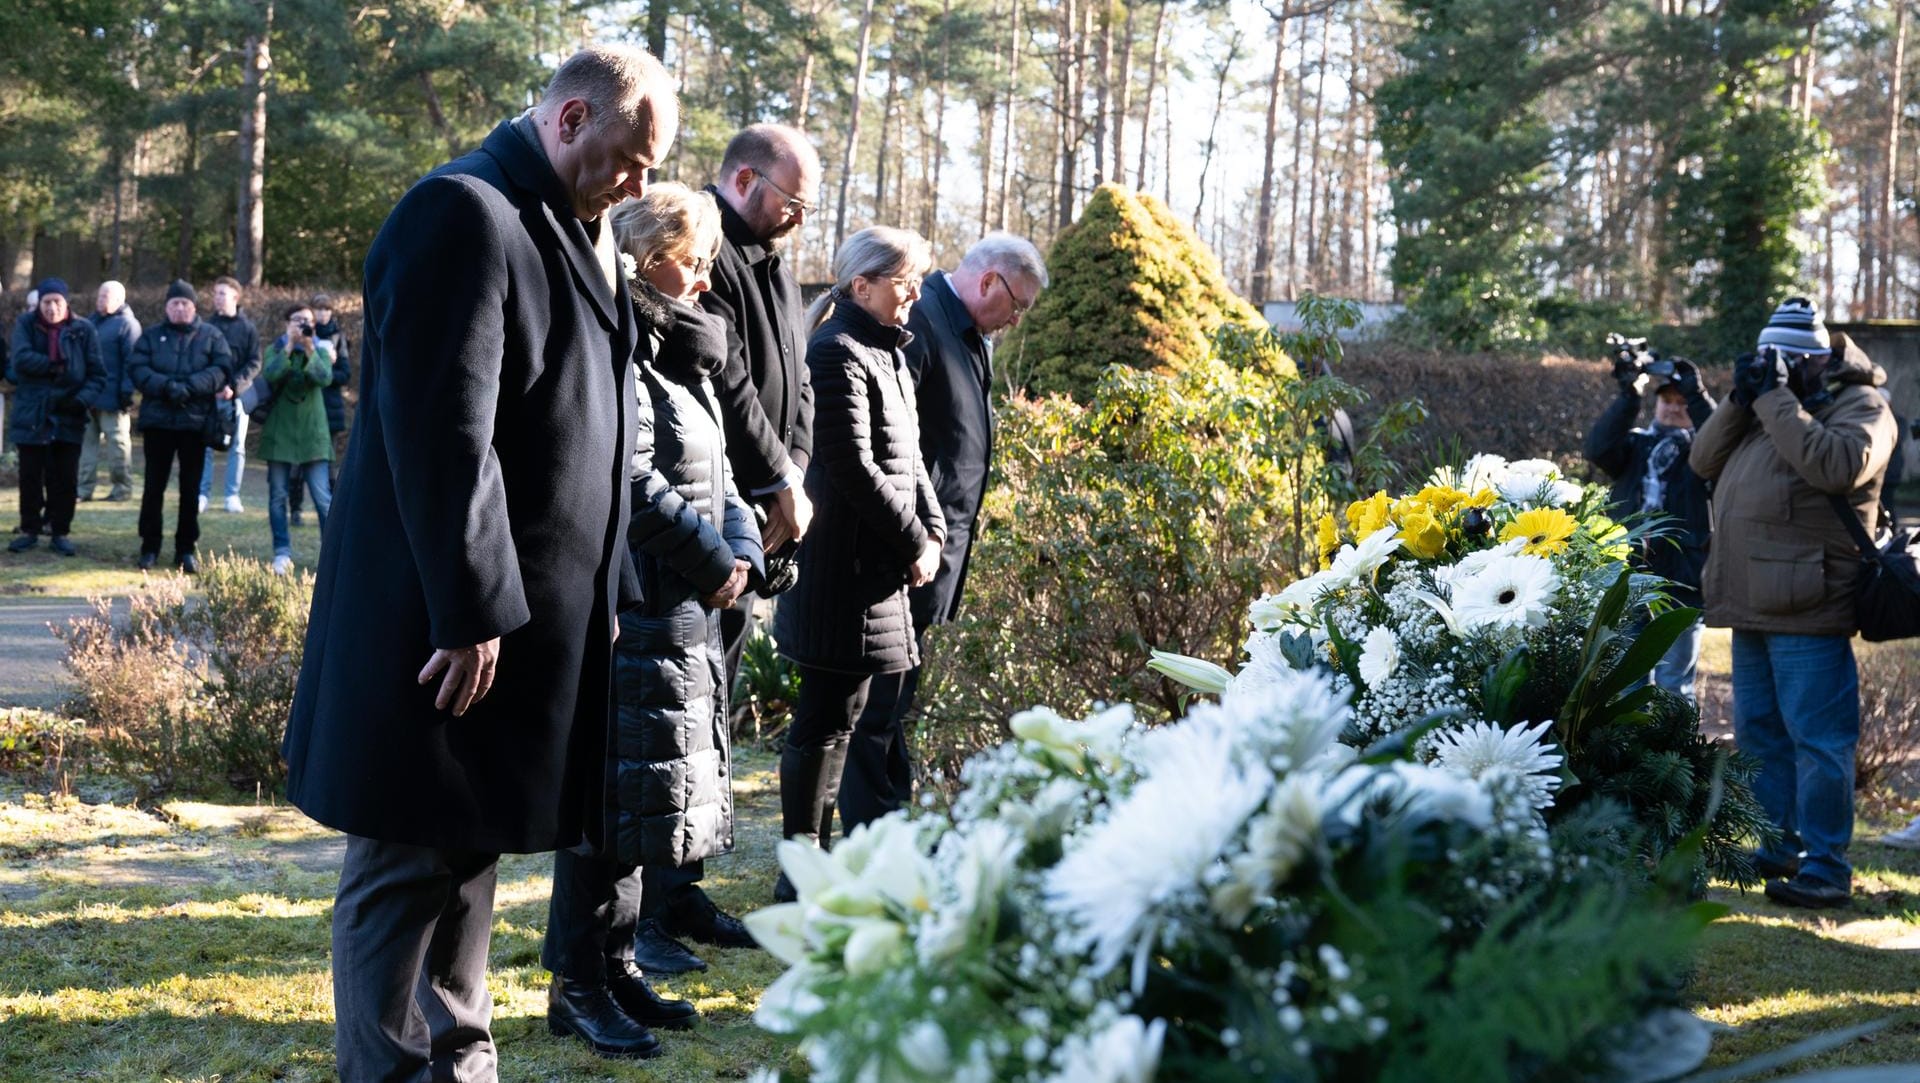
[807,225,934,330]
[611,182,723,276]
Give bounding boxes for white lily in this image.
[1147,649,1233,694]
[742,902,810,967]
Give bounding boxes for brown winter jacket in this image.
[1688,333,1898,636]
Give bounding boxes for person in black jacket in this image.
[770,226,943,903]
[1582,352,1715,703]
[80,280,140,502]
[279,46,674,1072]
[543,184,764,1043]
[199,276,260,515]
[838,233,1048,832]
[128,280,232,572]
[7,279,106,556]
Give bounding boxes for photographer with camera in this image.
[1690,297,1897,909]
[256,303,336,576]
[1584,336,1715,703]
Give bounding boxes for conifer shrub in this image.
[1007,183,1284,399]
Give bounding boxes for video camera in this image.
[1605,332,1675,379]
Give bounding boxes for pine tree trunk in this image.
[1093,0,1112,184]
[1112,0,1133,186]
[931,0,951,239]
[1285,13,1308,300]
[236,0,273,287]
[1055,0,1082,229]
[795,0,821,127]
[176,33,204,281]
[1135,0,1167,190]
[877,47,899,218]
[1303,11,1329,292]
[647,0,670,61]
[997,0,1020,230]
[1881,1,1906,317]
[1250,6,1291,304]
[836,0,880,248]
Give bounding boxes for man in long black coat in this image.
[281,45,675,1079]
[628,124,824,972]
[837,232,1049,832]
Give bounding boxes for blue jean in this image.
[1731,631,1859,889]
[268,460,331,558]
[201,410,250,500]
[1652,618,1702,705]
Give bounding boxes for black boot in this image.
[605,959,699,1030]
[775,743,828,902]
[547,976,663,1059]
[816,736,851,850]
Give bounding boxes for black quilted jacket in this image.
[773,299,945,675]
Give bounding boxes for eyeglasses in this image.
[993,273,1034,319]
[650,252,715,277]
[752,169,817,217]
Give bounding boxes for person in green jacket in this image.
[258,303,336,575]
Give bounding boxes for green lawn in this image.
[1,439,313,597]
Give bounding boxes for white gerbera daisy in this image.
[1045,1015,1166,1083]
[1045,711,1268,981]
[1450,553,1559,631]
[1429,719,1564,809]
[1327,524,1402,587]
[1357,625,1400,687]
[1433,538,1527,592]
[1323,761,1494,829]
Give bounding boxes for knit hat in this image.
[34,277,68,301]
[1756,296,1830,355]
[165,279,198,304]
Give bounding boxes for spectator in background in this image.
[130,280,233,573]
[838,232,1048,833]
[1690,298,1896,909]
[770,226,942,903]
[80,280,141,502]
[7,278,106,556]
[257,303,335,576]
[200,275,261,514]
[288,292,352,524]
[1582,354,1716,704]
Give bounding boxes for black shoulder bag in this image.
[1828,493,1920,642]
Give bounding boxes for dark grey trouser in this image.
[331,835,499,1083]
[543,845,641,980]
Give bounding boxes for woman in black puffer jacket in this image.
[770,226,943,902]
[541,184,764,1054]
[7,279,105,555]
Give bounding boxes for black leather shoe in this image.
[773,870,797,904]
[177,553,199,575]
[546,976,663,1059]
[8,534,37,553]
[137,550,158,570]
[605,960,698,1030]
[1764,876,1850,909]
[631,918,708,975]
[49,536,75,557]
[665,889,760,949]
[1752,852,1801,880]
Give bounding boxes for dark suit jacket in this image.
[699,187,813,493]
[904,271,993,627]
[283,116,642,854]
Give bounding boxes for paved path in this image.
[0,598,91,711]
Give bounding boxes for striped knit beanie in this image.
[1755,296,1830,354]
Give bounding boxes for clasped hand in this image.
[702,559,752,609]
[418,637,502,717]
[909,538,942,588]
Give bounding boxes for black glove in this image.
[1729,350,1784,407]
[1612,355,1645,394]
[1668,358,1701,398]
[166,380,190,405]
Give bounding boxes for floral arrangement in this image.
[1150,452,1767,888]
[745,665,1716,1082]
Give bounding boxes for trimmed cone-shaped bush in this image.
[1011,183,1277,399]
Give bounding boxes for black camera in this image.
[297,321,315,336]
[1605,332,1673,377]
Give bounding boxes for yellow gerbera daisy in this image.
[1316,513,1343,568]
[1501,507,1578,557]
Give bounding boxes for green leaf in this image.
[1482,645,1531,723]
[1591,607,1704,705]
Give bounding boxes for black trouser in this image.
[839,659,923,832]
[789,666,873,751]
[16,440,82,537]
[331,835,499,1083]
[543,846,641,982]
[640,860,702,921]
[138,428,206,557]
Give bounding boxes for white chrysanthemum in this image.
[1046,711,1269,979]
[1430,719,1564,809]
[1215,772,1325,922]
[1045,1015,1167,1083]
[1215,665,1351,771]
[1327,525,1402,586]
[1357,625,1399,687]
[1450,553,1559,631]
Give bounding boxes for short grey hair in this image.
[957,232,1048,289]
[540,44,676,134]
